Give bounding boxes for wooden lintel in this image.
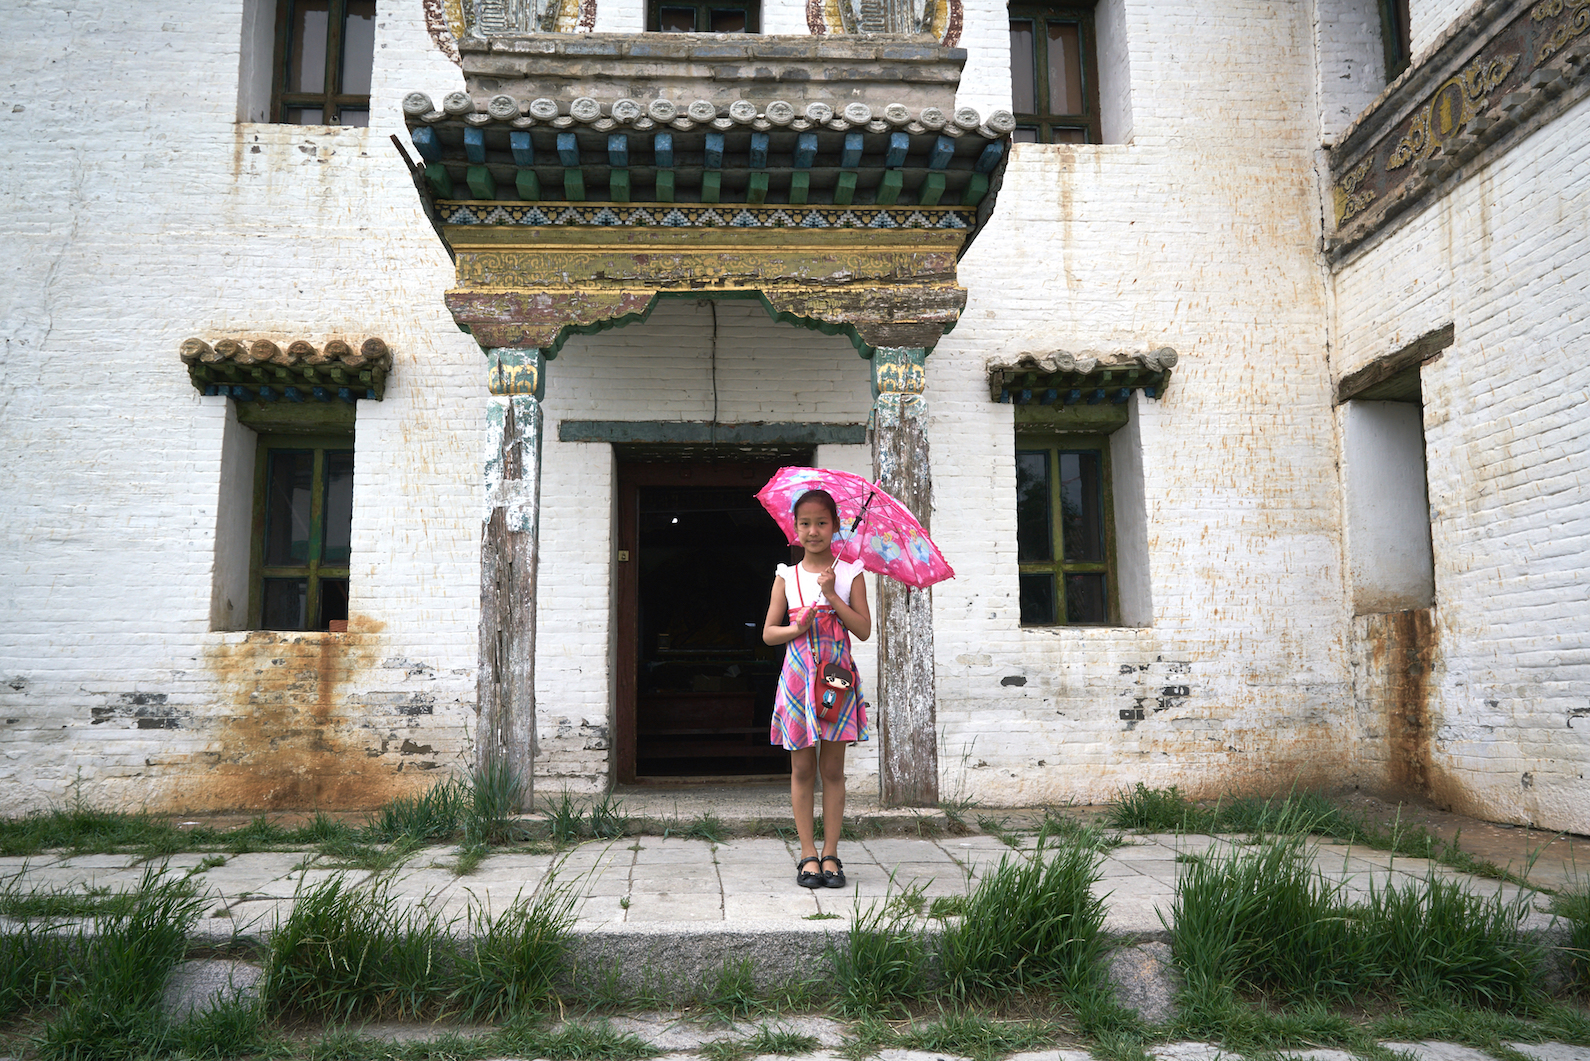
[1336,323,1454,404]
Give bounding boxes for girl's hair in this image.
[792,488,840,525]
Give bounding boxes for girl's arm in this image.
[762,576,813,646]
[819,569,872,641]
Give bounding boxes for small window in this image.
[1379,0,1412,81]
[1015,435,1115,624]
[251,434,354,630]
[649,0,758,31]
[271,0,376,126]
[1008,3,1100,144]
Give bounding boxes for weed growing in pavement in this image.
[830,893,930,1015]
[366,776,469,844]
[298,1019,661,1061]
[587,794,631,840]
[1107,783,1208,833]
[0,906,72,1020]
[1552,881,1590,988]
[893,1010,1063,1061]
[264,873,460,1021]
[547,790,587,845]
[702,958,770,1021]
[466,761,527,846]
[937,833,1110,1003]
[1037,810,1123,851]
[452,842,490,877]
[702,1024,820,1061]
[670,812,728,843]
[455,884,578,1020]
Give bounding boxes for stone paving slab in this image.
[1510,1044,1590,1061]
[1380,1042,1497,1061]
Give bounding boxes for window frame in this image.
[270,0,374,126]
[1378,0,1412,82]
[248,431,355,631]
[1014,430,1120,626]
[648,0,760,32]
[1007,1,1102,145]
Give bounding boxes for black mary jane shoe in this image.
[821,855,846,889]
[796,855,824,888]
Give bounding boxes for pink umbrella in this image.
[755,466,955,589]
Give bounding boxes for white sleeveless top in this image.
[778,559,866,610]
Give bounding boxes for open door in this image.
[615,455,806,782]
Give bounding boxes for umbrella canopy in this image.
[755,466,955,589]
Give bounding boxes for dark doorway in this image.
[615,454,809,782]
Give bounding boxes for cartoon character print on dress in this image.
[818,661,855,723]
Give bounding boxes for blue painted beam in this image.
[653,132,674,168]
[313,386,330,402]
[1064,388,1081,405]
[608,133,628,169]
[841,132,863,169]
[1088,388,1106,405]
[464,126,487,164]
[284,386,305,402]
[749,131,769,169]
[928,135,955,169]
[411,126,442,162]
[557,132,580,167]
[1040,388,1058,405]
[793,132,818,168]
[976,141,1005,174]
[509,130,534,167]
[704,132,724,169]
[885,131,910,167]
[1111,388,1131,404]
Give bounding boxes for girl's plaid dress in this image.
[770,562,871,749]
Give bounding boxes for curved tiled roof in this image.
[180,338,392,403]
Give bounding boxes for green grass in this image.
[455,884,578,1020]
[465,761,527,845]
[366,776,468,843]
[298,1019,661,1061]
[829,895,930,1015]
[1552,882,1590,989]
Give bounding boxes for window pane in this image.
[1065,573,1108,623]
[334,107,369,127]
[340,0,376,95]
[287,0,329,94]
[709,7,747,31]
[1013,127,1040,143]
[1009,19,1036,114]
[659,6,696,29]
[265,451,314,566]
[317,579,350,629]
[1015,449,1053,563]
[322,450,354,565]
[286,106,325,125]
[1050,126,1087,144]
[1046,21,1084,115]
[1058,450,1104,562]
[1019,573,1056,625]
[262,578,308,630]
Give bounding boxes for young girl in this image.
[763,489,872,889]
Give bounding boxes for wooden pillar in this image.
[870,346,938,807]
[477,348,545,809]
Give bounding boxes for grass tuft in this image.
[455,883,578,1020]
[366,776,468,844]
[830,895,929,1015]
[466,761,527,845]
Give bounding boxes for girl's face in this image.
[794,500,836,555]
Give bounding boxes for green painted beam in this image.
[655,169,675,202]
[961,172,989,207]
[467,165,497,200]
[875,169,903,205]
[833,171,857,206]
[610,168,631,203]
[917,172,945,206]
[425,163,453,198]
[701,171,721,204]
[564,169,586,201]
[516,169,541,200]
[746,171,769,204]
[788,171,809,205]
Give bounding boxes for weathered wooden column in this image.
[477,347,546,809]
[871,346,938,806]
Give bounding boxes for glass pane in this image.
[1046,20,1084,115]
[709,7,747,31]
[659,6,696,29]
[1050,126,1087,143]
[1015,450,1053,563]
[317,579,350,629]
[1013,127,1039,143]
[1009,19,1036,114]
[1059,450,1104,562]
[1019,573,1055,625]
[334,107,369,127]
[265,451,314,566]
[1065,573,1108,623]
[286,107,325,125]
[340,0,376,95]
[287,0,329,93]
[322,450,354,565]
[262,578,308,630]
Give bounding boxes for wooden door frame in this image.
[614,458,792,783]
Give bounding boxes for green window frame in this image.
[648,0,759,31]
[1014,432,1118,625]
[250,433,355,631]
[1008,2,1101,144]
[271,0,376,126]
[1378,0,1412,81]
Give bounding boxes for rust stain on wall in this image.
[1366,608,1440,800]
[193,621,421,811]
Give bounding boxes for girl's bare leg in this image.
[818,739,847,859]
[790,746,819,861]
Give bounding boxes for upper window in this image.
[1379,0,1412,81]
[1015,435,1115,624]
[1008,3,1100,144]
[252,434,354,630]
[649,0,759,31]
[272,0,376,126]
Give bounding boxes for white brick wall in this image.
[1409,0,1483,62]
[1331,95,1590,833]
[1314,0,1389,143]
